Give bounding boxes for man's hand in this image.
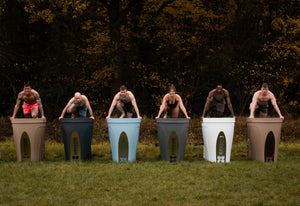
[248,116,254,122]
[41,115,47,122]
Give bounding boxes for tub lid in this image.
[11,118,46,124]
[156,118,190,124]
[60,118,94,123]
[107,118,141,124]
[202,118,235,123]
[246,118,283,123]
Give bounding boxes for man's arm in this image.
[249,92,259,118]
[10,93,22,121]
[83,96,94,119]
[225,90,235,117]
[129,92,141,118]
[59,98,73,120]
[106,93,119,118]
[35,92,46,120]
[201,91,213,119]
[270,93,284,119]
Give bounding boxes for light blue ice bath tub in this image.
[107,118,141,162]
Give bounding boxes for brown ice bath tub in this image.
[11,118,46,161]
[246,118,283,162]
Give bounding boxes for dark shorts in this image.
[209,97,226,113]
[258,103,268,113]
[72,103,88,116]
[122,101,134,113]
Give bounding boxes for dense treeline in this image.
[0,0,299,120]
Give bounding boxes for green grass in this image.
[0,140,299,205]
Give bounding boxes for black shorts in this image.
[208,97,225,113]
[258,103,269,113]
[122,101,134,113]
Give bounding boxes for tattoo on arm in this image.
[35,93,45,116]
[16,93,22,106]
[35,93,41,101]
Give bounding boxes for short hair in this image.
[216,82,223,87]
[120,85,127,91]
[24,83,31,88]
[169,84,176,92]
[261,83,269,88]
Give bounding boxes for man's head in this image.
[74,92,82,103]
[23,83,32,95]
[261,83,269,95]
[120,85,127,97]
[216,83,223,93]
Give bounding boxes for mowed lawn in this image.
[0,140,299,206]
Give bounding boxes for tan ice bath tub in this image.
[246,118,283,162]
[11,118,46,161]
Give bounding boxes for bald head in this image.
[75,92,81,97]
[74,92,82,103]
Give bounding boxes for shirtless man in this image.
[201,84,235,119]
[155,84,190,119]
[106,85,141,119]
[59,92,94,120]
[10,83,46,121]
[249,83,284,119]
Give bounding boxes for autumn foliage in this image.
[0,0,299,120]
